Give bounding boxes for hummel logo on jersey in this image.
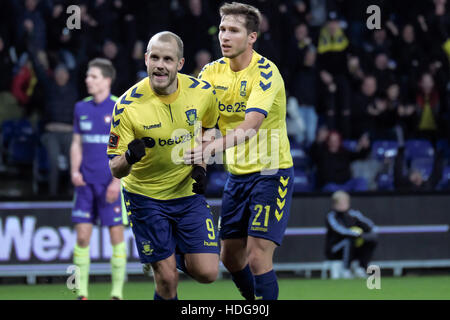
[214,85,228,91]
[143,122,162,130]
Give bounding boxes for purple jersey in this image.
[73,95,118,185]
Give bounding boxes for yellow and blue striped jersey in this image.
[198,51,293,175]
[107,73,219,200]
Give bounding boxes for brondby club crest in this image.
[185,109,197,126]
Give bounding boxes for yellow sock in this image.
[111,242,127,299]
[73,244,90,298]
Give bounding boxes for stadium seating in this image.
[370,140,398,190]
[1,119,37,166]
[404,139,434,161]
[206,170,228,196]
[342,139,358,152]
[376,172,395,191]
[437,165,450,190]
[293,169,314,192]
[410,157,434,180]
[290,140,310,169]
[32,142,50,194]
[436,139,450,159]
[371,140,398,160]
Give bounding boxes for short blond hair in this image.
[331,190,350,206]
[147,31,184,59]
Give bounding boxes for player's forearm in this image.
[109,154,132,179]
[70,141,83,175]
[210,114,263,154]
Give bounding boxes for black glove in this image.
[191,166,207,194]
[125,139,146,165]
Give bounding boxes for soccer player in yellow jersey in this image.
[107,31,220,300]
[185,2,294,300]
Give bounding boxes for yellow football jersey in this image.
[198,50,293,175]
[107,73,219,200]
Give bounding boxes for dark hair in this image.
[88,58,116,83]
[219,2,262,34]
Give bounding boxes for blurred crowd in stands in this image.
[1,0,450,197]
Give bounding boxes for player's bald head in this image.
[146,31,184,60]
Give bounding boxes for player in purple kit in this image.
[70,58,126,300]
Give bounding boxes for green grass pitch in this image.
[0,276,449,300]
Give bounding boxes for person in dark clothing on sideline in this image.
[325,191,378,279]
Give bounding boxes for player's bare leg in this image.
[150,254,179,300]
[221,238,255,300]
[221,238,248,272]
[184,253,219,283]
[74,223,93,299]
[246,236,276,274]
[76,223,93,247]
[247,236,278,299]
[108,225,126,300]
[109,225,124,245]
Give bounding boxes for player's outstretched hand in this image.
[191,166,207,194]
[125,139,146,165]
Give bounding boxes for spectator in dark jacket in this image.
[287,45,318,147]
[15,0,47,51]
[173,0,216,74]
[325,190,377,279]
[367,94,398,140]
[101,39,131,96]
[371,52,397,93]
[30,48,78,196]
[310,129,371,192]
[317,12,352,138]
[351,75,378,139]
[255,13,281,67]
[393,24,425,95]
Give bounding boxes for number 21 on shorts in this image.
[252,204,270,228]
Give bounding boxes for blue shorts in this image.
[72,183,123,226]
[220,167,294,246]
[123,189,219,264]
